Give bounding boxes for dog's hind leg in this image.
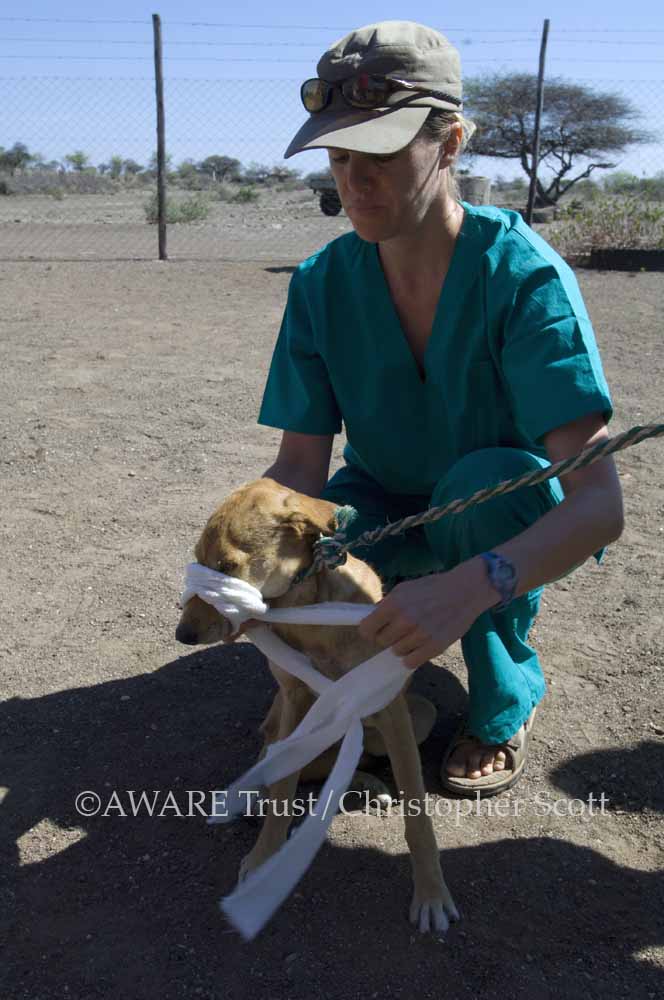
[348,690,438,809]
[363,692,436,756]
[301,696,437,804]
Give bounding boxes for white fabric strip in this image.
[181,562,410,941]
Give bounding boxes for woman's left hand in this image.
[357,559,493,670]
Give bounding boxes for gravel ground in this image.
[0,204,663,1000]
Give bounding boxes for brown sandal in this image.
[439,706,537,799]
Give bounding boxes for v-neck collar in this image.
[368,203,472,386]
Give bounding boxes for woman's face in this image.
[327,134,451,243]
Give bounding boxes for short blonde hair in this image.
[418,109,477,199]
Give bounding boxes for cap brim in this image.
[284,105,430,159]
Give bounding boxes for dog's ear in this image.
[283,495,337,539]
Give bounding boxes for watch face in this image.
[497,564,515,585]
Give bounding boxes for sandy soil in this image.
[0,214,663,1000]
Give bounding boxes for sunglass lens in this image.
[301,79,329,113]
[343,74,390,108]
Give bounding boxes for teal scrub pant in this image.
[321,447,605,745]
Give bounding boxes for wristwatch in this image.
[479,551,518,611]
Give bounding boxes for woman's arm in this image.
[484,411,624,599]
[358,411,625,669]
[263,430,334,498]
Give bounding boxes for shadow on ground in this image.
[2,644,662,1000]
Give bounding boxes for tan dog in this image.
[176,477,459,933]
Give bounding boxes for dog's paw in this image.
[409,880,460,935]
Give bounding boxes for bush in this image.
[602,172,664,202]
[231,185,259,204]
[215,183,235,202]
[5,169,113,195]
[143,192,210,224]
[547,195,664,255]
[215,182,258,202]
[276,176,306,191]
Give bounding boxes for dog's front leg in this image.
[371,694,460,934]
[238,684,310,882]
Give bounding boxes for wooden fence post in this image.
[526,18,550,225]
[152,13,167,260]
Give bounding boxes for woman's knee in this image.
[425,447,561,562]
[432,448,556,503]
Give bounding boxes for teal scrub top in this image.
[258,202,614,496]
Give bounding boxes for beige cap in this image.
[284,20,462,159]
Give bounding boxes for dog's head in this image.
[175,478,337,646]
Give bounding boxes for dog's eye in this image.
[217,560,238,575]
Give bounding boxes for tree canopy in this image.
[0,142,35,175]
[64,150,90,172]
[464,73,652,205]
[199,155,241,181]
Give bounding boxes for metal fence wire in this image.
[1,23,663,261]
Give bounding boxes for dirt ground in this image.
[0,187,352,262]
[1,224,663,1000]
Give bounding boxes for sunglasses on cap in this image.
[301,74,462,114]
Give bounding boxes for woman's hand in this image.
[357,559,494,670]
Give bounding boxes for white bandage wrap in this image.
[181,562,410,941]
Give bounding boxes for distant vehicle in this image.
[307,173,493,215]
[307,173,342,216]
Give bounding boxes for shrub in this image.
[7,170,113,195]
[176,194,210,222]
[215,183,235,202]
[143,192,210,224]
[547,194,664,255]
[274,176,305,192]
[176,172,206,192]
[602,172,664,202]
[231,185,259,204]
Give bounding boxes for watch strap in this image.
[479,550,518,611]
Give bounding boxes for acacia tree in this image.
[0,142,35,175]
[199,155,241,182]
[464,73,651,205]
[123,159,143,176]
[64,150,91,172]
[147,150,173,175]
[108,155,124,179]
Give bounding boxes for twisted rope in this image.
[303,422,664,579]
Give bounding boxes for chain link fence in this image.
[1,25,663,261]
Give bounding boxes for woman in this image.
[254,20,623,796]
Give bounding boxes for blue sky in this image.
[1,1,663,180]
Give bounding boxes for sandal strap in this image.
[459,706,536,750]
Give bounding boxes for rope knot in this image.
[309,505,359,572]
[333,504,359,533]
[314,534,348,569]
